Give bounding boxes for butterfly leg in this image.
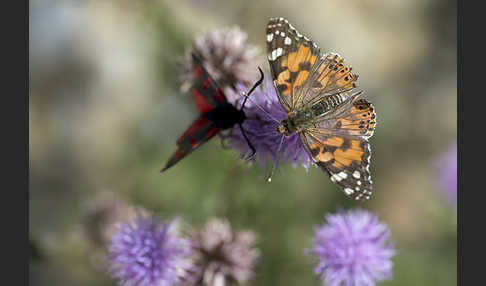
[267,134,285,182]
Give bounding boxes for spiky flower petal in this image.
[107,213,193,286]
[312,209,395,286]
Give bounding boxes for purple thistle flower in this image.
[186,217,260,286]
[107,213,193,286]
[226,77,312,171]
[311,208,395,286]
[438,144,457,207]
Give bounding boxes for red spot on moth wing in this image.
[192,88,214,114]
[194,66,202,78]
[173,150,184,160]
[206,126,220,139]
[177,117,211,144]
[202,78,211,89]
[214,88,226,104]
[189,138,199,148]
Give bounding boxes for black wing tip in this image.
[268,16,289,22]
[160,162,172,173]
[353,193,373,202]
[267,17,290,29]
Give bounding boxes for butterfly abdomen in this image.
[319,94,346,111]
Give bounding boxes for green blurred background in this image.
[29,0,456,285]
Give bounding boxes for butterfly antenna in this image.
[267,134,285,182]
[244,95,280,124]
[239,67,264,111]
[239,123,256,160]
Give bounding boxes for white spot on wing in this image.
[267,34,273,42]
[269,48,283,61]
[331,174,340,182]
[337,171,347,179]
[353,171,360,179]
[331,172,343,182]
[344,188,354,195]
[284,37,292,45]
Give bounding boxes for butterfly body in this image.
[277,93,348,136]
[266,17,376,200]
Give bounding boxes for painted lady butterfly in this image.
[266,17,376,200]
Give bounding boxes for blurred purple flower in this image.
[311,209,395,286]
[226,77,312,171]
[179,26,262,98]
[107,213,193,286]
[187,217,260,286]
[438,144,457,206]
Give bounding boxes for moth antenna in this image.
[267,134,285,182]
[239,67,264,111]
[239,68,280,124]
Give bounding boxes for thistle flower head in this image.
[107,213,193,286]
[438,144,457,207]
[311,208,395,286]
[188,217,260,286]
[226,77,312,171]
[180,26,262,99]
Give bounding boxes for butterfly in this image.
[162,54,263,172]
[266,17,376,200]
